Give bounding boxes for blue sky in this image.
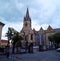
[0,0,60,40]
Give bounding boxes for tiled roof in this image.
[1,40,8,43]
[34,28,60,33]
[47,25,53,30]
[0,22,5,26]
[53,28,60,32]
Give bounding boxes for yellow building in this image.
[20,8,60,49]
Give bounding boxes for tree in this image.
[48,32,60,48]
[6,27,13,45]
[53,33,60,43]
[12,32,23,53]
[48,35,54,42]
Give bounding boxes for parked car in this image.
[33,46,39,51]
[33,46,39,49]
[56,48,60,52]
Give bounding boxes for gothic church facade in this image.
[20,8,60,49]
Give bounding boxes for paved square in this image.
[0,50,60,61]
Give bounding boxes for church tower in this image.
[21,8,35,45]
[23,8,31,32]
[22,8,32,35]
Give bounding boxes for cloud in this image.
[32,20,49,31]
[0,19,23,40]
[0,0,60,39]
[23,0,58,27]
[0,0,25,22]
[15,1,24,10]
[32,20,40,31]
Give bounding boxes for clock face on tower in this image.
[25,22,27,26]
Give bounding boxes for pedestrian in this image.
[25,41,28,53]
[30,42,33,53]
[5,44,9,58]
[28,42,33,53]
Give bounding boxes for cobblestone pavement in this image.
[0,50,60,61]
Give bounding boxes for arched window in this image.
[31,34,33,40]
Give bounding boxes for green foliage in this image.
[53,33,60,44]
[6,27,23,53]
[6,27,14,45]
[12,32,23,47]
[6,27,23,46]
[48,35,54,42]
[6,28,13,40]
[48,32,60,43]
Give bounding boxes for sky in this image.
[0,0,60,40]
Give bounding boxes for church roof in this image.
[54,28,60,33]
[46,25,54,33]
[39,27,44,33]
[40,27,43,31]
[47,25,53,30]
[1,40,8,43]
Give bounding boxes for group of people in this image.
[25,41,33,53]
[2,41,33,58]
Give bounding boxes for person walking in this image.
[25,41,28,53]
[28,42,33,53]
[5,44,9,58]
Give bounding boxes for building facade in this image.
[20,8,35,46]
[20,8,60,49]
[0,22,5,41]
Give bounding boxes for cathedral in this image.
[0,8,60,49]
[20,8,60,49]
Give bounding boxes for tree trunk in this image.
[12,45,15,54]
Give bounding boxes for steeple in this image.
[24,8,31,22]
[26,8,30,18]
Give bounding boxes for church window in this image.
[25,22,27,26]
[35,34,39,46]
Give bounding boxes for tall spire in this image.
[24,8,31,22]
[26,8,30,18]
